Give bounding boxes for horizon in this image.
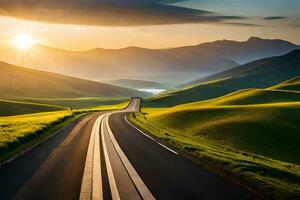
[1,35,299,52]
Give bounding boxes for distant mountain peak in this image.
[247,36,263,42]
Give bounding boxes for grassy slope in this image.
[0,99,67,116]
[189,88,300,106]
[146,77,264,107]
[132,104,300,199]
[131,78,300,199]
[7,97,127,109]
[147,51,300,107]
[270,76,300,91]
[0,60,144,98]
[0,100,129,163]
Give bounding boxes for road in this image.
[0,98,250,200]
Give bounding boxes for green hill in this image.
[191,88,300,107]
[147,50,300,107]
[132,102,300,199]
[131,77,300,199]
[7,97,127,110]
[0,99,66,116]
[270,76,300,91]
[0,61,145,99]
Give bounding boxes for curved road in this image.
[0,98,250,200]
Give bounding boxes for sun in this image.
[14,34,35,50]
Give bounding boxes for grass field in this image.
[131,78,300,199]
[0,97,128,116]
[145,54,300,107]
[184,88,300,107]
[0,100,129,163]
[0,99,67,116]
[270,76,300,91]
[10,97,127,109]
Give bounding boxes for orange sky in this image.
[0,16,299,51]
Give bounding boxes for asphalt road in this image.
[108,112,250,200]
[0,113,101,200]
[0,98,251,200]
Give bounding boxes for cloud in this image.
[263,16,286,20]
[0,0,247,26]
[223,22,263,27]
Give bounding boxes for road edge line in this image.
[106,114,156,200]
[124,115,178,155]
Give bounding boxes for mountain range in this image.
[0,37,298,84]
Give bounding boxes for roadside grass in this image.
[0,110,75,162]
[0,100,130,163]
[130,102,300,199]
[5,97,127,109]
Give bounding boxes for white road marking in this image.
[105,114,156,200]
[101,114,121,200]
[80,115,103,200]
[157,142,179,155]
[124,116,155,141]
[81,98,156,200]
[124,116,178,155]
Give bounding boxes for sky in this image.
[0,0,299,50]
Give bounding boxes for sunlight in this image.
[14,34,35,50]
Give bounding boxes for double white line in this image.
[80,111,155,200]
[79,115,104,200]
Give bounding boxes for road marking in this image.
[101,114,121,200]
[105,114,156,200]
[124,116,155,141]
[80,115,103,200]
[157,142,179,155]
[124,116,178,155]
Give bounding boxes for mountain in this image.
[147,50,300,107]
[171,36,299,64]
[1,37,297,84]
[0,61,145,98]
[0,44,238,84]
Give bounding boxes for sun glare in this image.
[14,34,34,50]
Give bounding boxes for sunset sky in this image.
[0,0,299,51]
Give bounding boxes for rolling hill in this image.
[132,101,300,199]
[0,99,66,116]
[131,77,300,199]
[270,76,300,91]
[0,61,145,99]
[147,50,300,107]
